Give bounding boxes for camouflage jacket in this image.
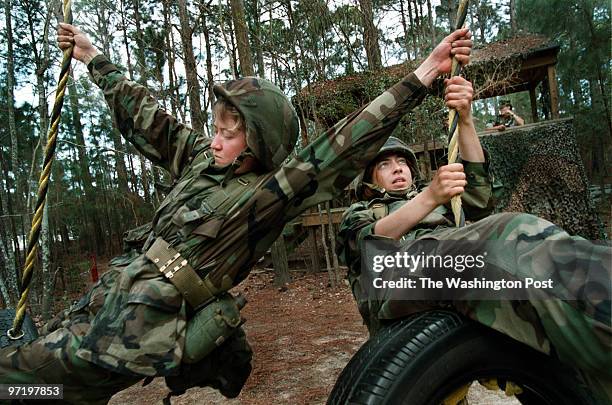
[493,114,520,128]
[75,55,429,376]
[337,158,495,290]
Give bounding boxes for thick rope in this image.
[8,0,73,339]
[447,0,470,227]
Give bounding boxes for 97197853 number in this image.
[0,384,63,399]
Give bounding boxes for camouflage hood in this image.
[356,136,421,200]
[213,77,299,171]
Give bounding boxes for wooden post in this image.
[307,227,321,273]
[326,201,340,287]
[271,234,290,287]
[547,65,560,119]
[317,204,332,284]
[529,86,538,123]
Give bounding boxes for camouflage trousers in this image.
[0,269,140,404]
[358,213,612,403]
[0,265,253,404]
[0,319,140,404]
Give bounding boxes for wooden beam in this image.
[547,65,560,119]
[301,208,345,227]
[520,54,558,70]
[529,86,538,123]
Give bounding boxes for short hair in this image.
[213,98,245,132]
[499,100,513,110]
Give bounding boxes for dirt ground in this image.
[108,270,519,405]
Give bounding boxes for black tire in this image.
[328,310,595,405]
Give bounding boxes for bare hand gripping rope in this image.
[447,0,470,227]
[8,0,74,339]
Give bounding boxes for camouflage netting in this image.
[294,34,558,144]
[479,119,606,240]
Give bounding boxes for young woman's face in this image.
[211,111,248,167]
[372,153,413,191]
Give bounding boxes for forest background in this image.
[0,0,610,320]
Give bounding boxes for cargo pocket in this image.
[104,278,184,373]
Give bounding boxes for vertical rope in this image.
[8,0,73,339]
[447,0,470,227]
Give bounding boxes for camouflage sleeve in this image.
[87,54,201,178]
[277,73,428,220]
[336,202,388,273]
[458,149,495,220]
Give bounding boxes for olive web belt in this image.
[145,237,220,308]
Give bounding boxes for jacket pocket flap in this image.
[192,218,224,238]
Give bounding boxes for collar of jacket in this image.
[363,182,419,202]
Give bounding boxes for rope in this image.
[8,0,73,339]
[447,0,470,227]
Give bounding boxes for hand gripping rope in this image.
[8,0,74,340]
[447,0,469,227]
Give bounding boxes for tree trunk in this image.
[162,0,176,115]
[5,0,19,194]
[199,4,217,110]
[5,0,25,271]
[68,75,104,255]
[407,0,417,58]
[250,0,265,77]
[475,1,486,43]
[447,0,457,29]
[177,0,206,133]
[27,1,54,320]
[359,0,382,70]
[0,128,22,291]
[509,0,517,34]
[139,154,151,204]
[317,204,332,282]
[220,6,239,79]
[284,0,309,147]
[271,234,290,287]
[427,0,435,49]
[417,0,425,53]
[131,0,149,84]
[119,0,135,80]
[229,0,255,76]
[325,201,340,287]
[399,0,411,58]
[0,188,16,306]
[413,0,421,50]
[0,241,14,307]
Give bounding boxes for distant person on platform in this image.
[491,100,524,131]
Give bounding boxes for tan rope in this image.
[447,0,470,227]
[8,0,74,339]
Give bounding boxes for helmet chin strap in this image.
[387,183,417,196]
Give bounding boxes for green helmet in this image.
[357,136,420,200]
[213,77,299,171]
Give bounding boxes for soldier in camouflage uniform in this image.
[491,100,524,131]
[0,23,474,403]
[336,78,611,403]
